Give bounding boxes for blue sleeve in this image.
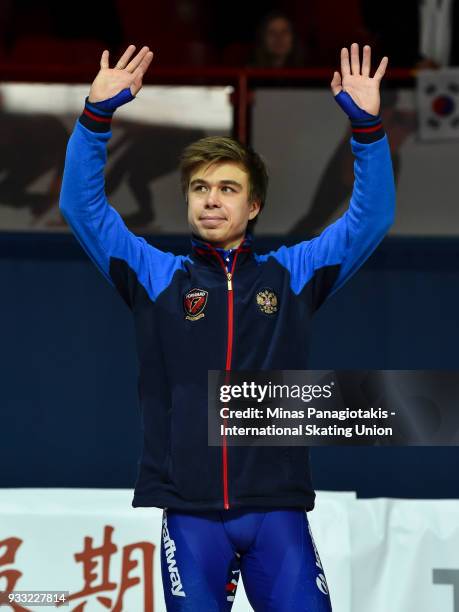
[256,134,395,307]
[59,121,186,304]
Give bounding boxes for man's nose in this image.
[205,187,220,206]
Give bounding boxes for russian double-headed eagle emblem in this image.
[256,288,279,315]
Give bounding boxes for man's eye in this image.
[222,186,235,193]
[194,185,207,192]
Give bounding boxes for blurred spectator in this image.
[250,11,305,67]
[219,0,369,68]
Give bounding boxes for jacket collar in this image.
[190,233,253,270]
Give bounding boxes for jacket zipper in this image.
[207,246,240,510]
[223,254,238,509]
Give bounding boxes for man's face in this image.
[187,161,260,249]
[265,17,293,61]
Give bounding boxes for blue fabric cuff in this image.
[334,91,385,143]
[334,91,377,121]
[90,88,135,113]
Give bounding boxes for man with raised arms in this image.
[60,42,394,610]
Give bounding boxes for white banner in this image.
[0,84,232,232]
[252,88,459,237]
[0,489,458,611]
[349,498,459,612]
[3,84,459,236]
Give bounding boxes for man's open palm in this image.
[331,43,388,116]
[88,45,154,103]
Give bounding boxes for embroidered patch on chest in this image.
[184,288,208,321]
[256,288,279,315]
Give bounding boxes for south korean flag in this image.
[417,68,459,140]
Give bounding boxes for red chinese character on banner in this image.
[0,537,31,612]
[57,525,154,611]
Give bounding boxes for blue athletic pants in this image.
[161,507,333,611]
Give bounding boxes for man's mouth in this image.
[199,216,226,227]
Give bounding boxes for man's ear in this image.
[248,200,261,220]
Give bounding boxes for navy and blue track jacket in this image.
[60,105,395,512]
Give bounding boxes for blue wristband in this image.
[79,89,136,132]
[334,91,384,143]
[334,91,376,121]
[90,88,135,113]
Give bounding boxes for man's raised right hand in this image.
[88,45,154,103]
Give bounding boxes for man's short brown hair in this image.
[180,136,269,232]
